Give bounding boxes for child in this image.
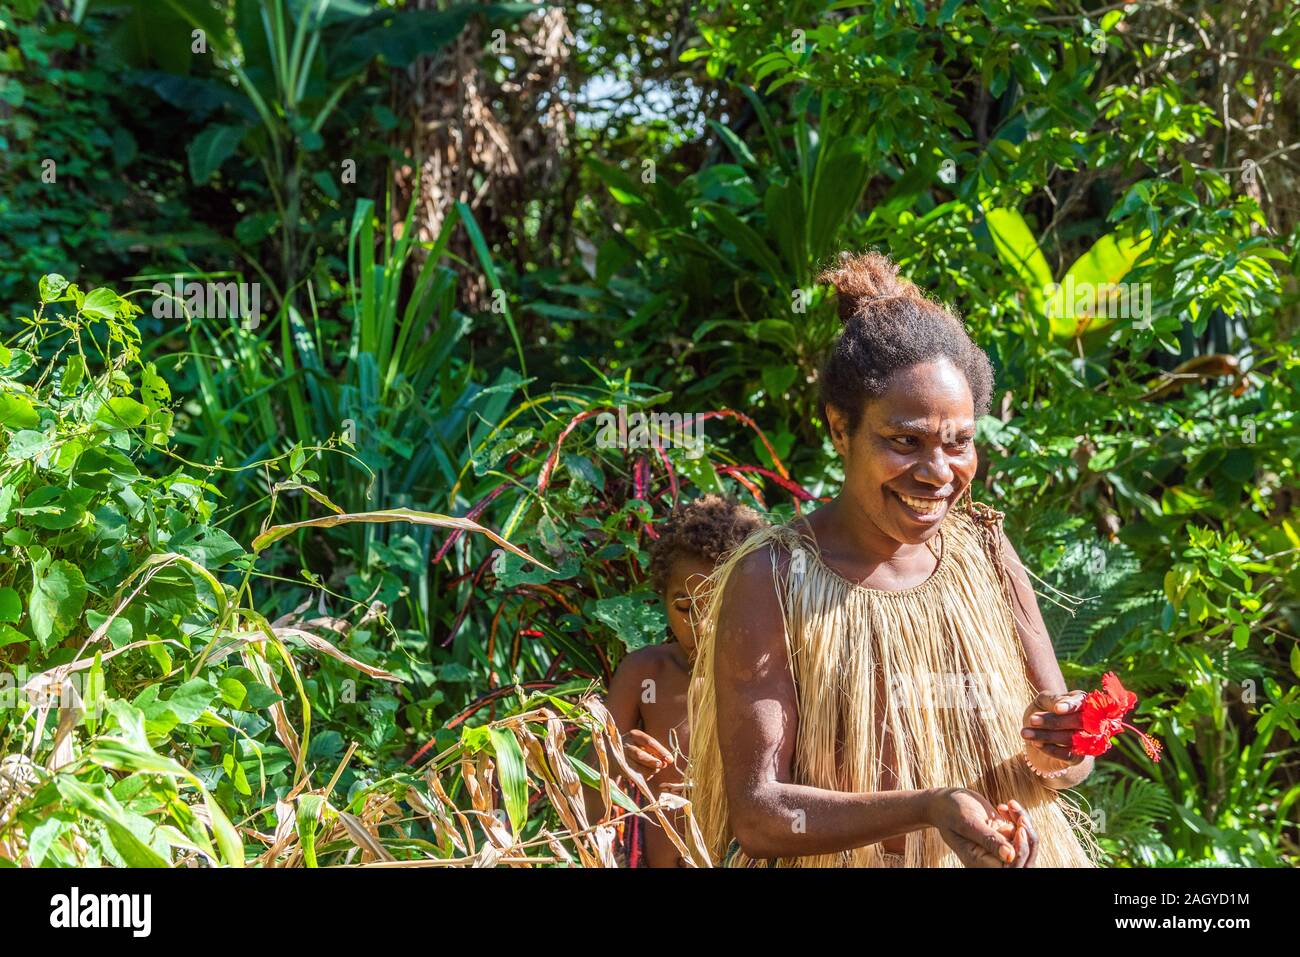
[605,494,766,866]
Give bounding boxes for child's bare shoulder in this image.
[614,643,677,679]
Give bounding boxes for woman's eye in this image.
[890,436,917,449]
[673,599,692,613]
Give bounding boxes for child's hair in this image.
[648,494,766,594]
[817,251,994,433]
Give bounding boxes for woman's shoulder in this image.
[944,498,1023,603]
[709,520,809,609]
[724,518,803,562]
[708,532,796,656]
[722,523,798,581]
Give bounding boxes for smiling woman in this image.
[816,251,991,545]
[686,252,1100,867]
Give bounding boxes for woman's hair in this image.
[817,251,994,433]
[647,494,766,594]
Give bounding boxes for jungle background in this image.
[0,0,1297,867]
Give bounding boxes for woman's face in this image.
[664,554,715,658]
[826,359,978,546]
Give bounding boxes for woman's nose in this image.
[913,448,953,486]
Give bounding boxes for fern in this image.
[1035,537,1164,663]
[1082,771,1176,864]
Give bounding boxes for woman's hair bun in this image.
[815,249,995,428]
[816,251,928,326]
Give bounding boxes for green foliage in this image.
[0,277,250,864]
[4,0,1297,867]
[100,0,531,309]
[0,276,570,866]
[0,10,130,315]
[553,0,1300,866]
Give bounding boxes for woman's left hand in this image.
[1021,690,1087,766]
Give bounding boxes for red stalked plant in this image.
[1071,672,1163,762]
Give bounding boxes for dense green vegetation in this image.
[0,0,1296,866]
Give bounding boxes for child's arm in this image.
[605,651,646,738]
[605,651,674,780]
[580,652,675,825]
[604,652,683,869]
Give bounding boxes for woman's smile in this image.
[890,488,951,522]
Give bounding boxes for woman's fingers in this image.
[1033,691,1059,712]
[1018,809,1039,867]
[1027,710,1086,731]
[1052,690,1087,713]
[996,808,1024,868]
[1033,690,1086,714]
[991,805,1016,839]
[992,834,1016,864]
[1006,800,1038,868]
[993,800,1037,867]
[1010,822,1030,867]
[954,830,1009,868]
[1021,728,1078,746]
[943,816,1015,868]
[1032,741,1081,761]
[974,815,1017,864]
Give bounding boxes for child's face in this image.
[664,555,715,658]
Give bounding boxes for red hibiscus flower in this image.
[1071,672,1163,762]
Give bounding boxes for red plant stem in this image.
[717,463,819,502]
[695,409,792,479]
[517,582,580,617]
[718,465,766,508]
[592,643,611,684]
[543,651,565,680]
[439,554,495,647]
[433,483,508,564]
[633,455,648,501]
[654,445,679,506]
[537,408,608,496]
[405,680,564,766]
[485,602,508,684]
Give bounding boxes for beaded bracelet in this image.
[1021,746,1074,779]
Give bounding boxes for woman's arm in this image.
[998,530,1095,789]
[713,549,1015,864]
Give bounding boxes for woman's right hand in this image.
[996,799,1039,867]
[926,787,1024,867]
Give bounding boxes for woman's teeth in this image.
[896,492,946,514]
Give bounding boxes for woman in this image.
[687,252,1099,867]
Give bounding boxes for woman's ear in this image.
[825,403,852,457]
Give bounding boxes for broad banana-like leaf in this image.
[1046,232,1153,338]
[765,177,808,280]
[985,206,1054,312]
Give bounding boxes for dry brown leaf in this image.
[242,648,300,766]
[272,626,401,682]
[591,824,619,868]
[336,808,396,863]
